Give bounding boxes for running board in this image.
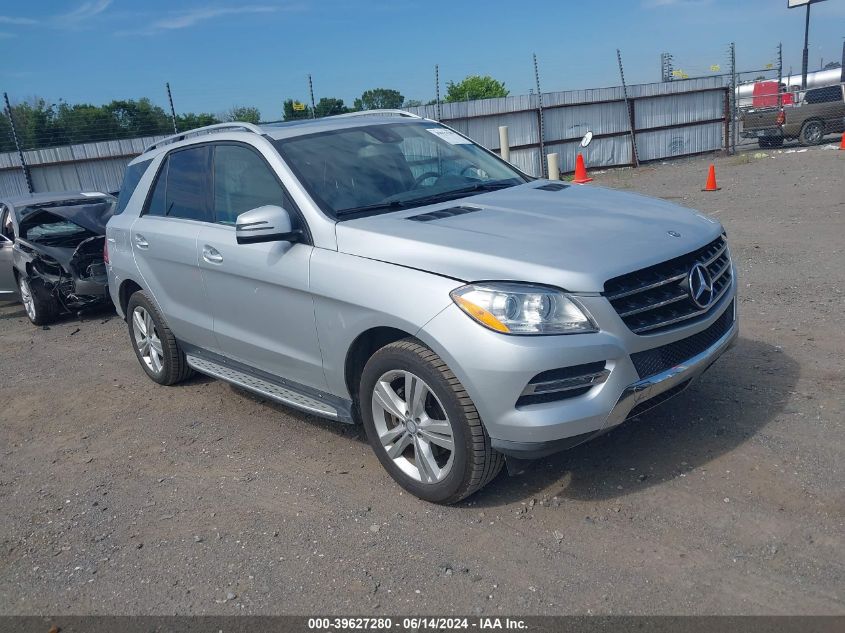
[186,354,340,420]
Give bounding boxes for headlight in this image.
[450,282,597,335]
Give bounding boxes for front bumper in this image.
[491,316,737,458]
[418,277,738,459]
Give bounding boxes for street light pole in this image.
[801,2,811,88]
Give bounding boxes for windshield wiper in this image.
[335,200,411,217]
[335,180,519,218]
[399,180,518,206]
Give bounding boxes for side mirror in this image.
[235,205,302,245]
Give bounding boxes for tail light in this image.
[103,238,109,265]
[775,110,786,126]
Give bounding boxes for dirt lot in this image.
[1,144,843,616]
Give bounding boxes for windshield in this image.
[273,121,528,219]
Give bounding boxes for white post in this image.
[547,152,560,180]
[498,126,510,162]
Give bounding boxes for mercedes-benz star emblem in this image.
[688,263,714,309]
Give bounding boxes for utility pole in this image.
[777,42,783,108]
[533,53,546,178]
[3,92,33,194]
[617,49,638,167]
[166,82,178,133]
[729,42,737,154]
[801,2,811,88]
[840,38,845,83]
[434,64,441,121]
[308,74,316,118]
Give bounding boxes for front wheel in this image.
[360,339,503,504]
[19,275,59,326]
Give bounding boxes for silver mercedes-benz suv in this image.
[107,111,737,504]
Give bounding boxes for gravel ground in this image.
[1,144,843,616]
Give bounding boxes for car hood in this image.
[335,182,724,292]
[18,200,113,238]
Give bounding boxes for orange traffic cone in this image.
[572,153,592,184]
[839,131,845,150]
[702,164,720,191]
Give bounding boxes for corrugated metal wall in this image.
[0,135,166,197]
[406,76,729,177]
[0,77,730,196]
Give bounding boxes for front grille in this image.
[630,301,734,379]
[625,379,692,420]
[604,235,732,335]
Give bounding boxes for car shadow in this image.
[467,337,798,507]
[0,306,28,320]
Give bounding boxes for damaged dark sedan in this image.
[0,192,115,325]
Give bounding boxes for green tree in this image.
[283,98,312,121]
[225,105,261,124]
[104,98,172,138]
[445,75,509,103]
[403,99,423,108]
[353,88,404,111]
[314,97,348,118]
[176,112,219,131]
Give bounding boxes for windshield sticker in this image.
[426,128,472,144]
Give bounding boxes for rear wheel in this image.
[360,339,503,504]
[19,275,59,326]
[799,120,824,146]
[126,291,193,385]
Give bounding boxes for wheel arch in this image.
[344,326,417,407]
[118,278,143,317]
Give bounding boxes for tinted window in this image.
[166,146,212,221]
[805,86,841,104]
[213,145,285,225]
[145,157,168,217]
[115,158,152,216]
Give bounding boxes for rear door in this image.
[129,146,218,350]
[196,142,325,390]
[0,204,17,298]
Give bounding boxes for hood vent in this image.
[407,206,480,222]
[535,182,569,191]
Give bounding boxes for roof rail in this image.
[144,122,264,153]
[332,109,421,119]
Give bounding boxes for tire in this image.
[359,338,503,504]
[126,290,193,386]
[19,275,59,326]
[799,120,825,146]
[758,137,783,149]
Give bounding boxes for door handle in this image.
[134,234,149,249]
[202,245,223,264]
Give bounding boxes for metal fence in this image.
[406,76,731,177]
[0,76,734,197]
[0,135,167,198]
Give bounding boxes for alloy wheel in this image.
[132,306,164,374]
[371,370,455,484]
[19,277,35,321]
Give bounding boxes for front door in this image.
[197,143,325,391]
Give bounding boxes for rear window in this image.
[805,86,841,104]
[114,158,152,216]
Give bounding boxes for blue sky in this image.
[1,0,843,120]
